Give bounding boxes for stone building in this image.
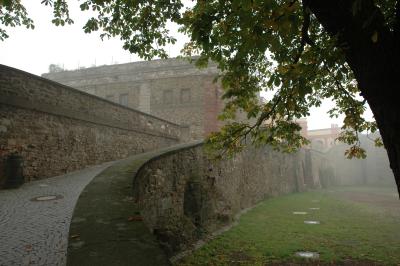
[296,118,341,151]
[296,118,394,186]
[307,124,341,151]
[42,58,224,140]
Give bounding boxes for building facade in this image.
[296,118,340,151]
[42,58,224,140]
[307,124,341,151]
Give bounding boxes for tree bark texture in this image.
[304,0,400,195]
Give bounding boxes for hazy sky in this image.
[0,1,373,130]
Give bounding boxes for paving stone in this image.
[0,162,112,266]
[293,211,307,215]
[295,251,319,259]
[304,220,320,225]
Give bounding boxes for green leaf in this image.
[371,31,378,43]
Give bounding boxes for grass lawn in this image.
[176,186,400,265]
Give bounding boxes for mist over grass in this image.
[177,186,400,265]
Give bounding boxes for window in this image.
[180,88,191,103]
[105,94,114,102]
[119,93,128,106]
[163,90,173,104]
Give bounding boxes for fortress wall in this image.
[149,74,220,140]
[42,59,223,140]
[325,142,395,186]
[0,64,186,186]
[132,143,330,255]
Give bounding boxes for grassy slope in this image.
[177,187,400,265]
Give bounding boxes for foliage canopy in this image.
[1,0,395,158]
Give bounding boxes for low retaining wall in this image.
[0,64,187,186]
[133,143,331,255]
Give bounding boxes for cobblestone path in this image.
[0,162,112,266]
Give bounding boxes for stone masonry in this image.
[132,144,331,255]
[42,58,224,140]
[0,64,188,186]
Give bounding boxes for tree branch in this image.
[273,1,298,24]
[216,95,283,158]
[395,0,400,41]
[325,63,352,99]
[293,3,315,64]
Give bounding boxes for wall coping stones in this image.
[0,64,184,128]
[0,94,180,140]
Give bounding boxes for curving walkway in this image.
[67,141,201,266]
[0,142,201,266]
[0,162,113,266]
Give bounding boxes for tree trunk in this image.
[304,0,400,195]
[368,100,400,195]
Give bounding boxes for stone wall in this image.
[148,73,222,140]
[0,64,187,186]
[42,58,224,140]
[325,135,395,186]
[132,143,330,255]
